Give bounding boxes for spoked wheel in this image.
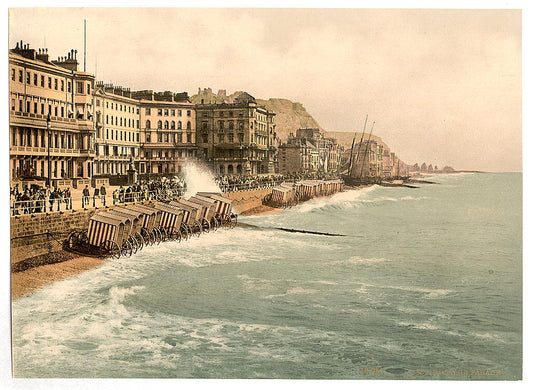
[180,223,189,241]
[202,218,211,233]
[77,230,90,252]
[121,240,133,258]
[211,216,220,231]
[153,228,162,245]
[135,232,144,251]
[67,230,80,250]
[142,229,152,246]
[99,240,120,259]
[170,229,182,242]
[159,228,168,242]
[127,235,139,254]
[229,213,238,228]
[193,221,202,237]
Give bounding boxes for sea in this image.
[11,172,522,380]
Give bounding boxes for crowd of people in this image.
[214,172,340,192]
[10,183,72,215]
[11,173,341,216]
[110,177,186,205]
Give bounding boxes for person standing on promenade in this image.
[92,187,99,207]
[100,185,107,206]
[64,187,72,210]
[82,185,90,208]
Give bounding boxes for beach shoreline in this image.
[11,204,284,300]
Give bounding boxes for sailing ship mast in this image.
[349,115,368,176]
[358,121,375,180]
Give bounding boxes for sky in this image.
[8,7,522,171]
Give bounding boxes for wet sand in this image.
[11,205,282,301]
[12,256,108,300]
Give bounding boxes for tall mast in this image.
[350,114,368,176]
[83,19,87,72]
[359,121,375,179]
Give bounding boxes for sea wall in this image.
[10,188,271,264]
[223,188,272,214]
[10,209,99,264]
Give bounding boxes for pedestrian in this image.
[100,184,107,206]
[82,185,90,208]
[64,187,72,210]
[93,186,99,207]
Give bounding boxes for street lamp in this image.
[46,114,51,188]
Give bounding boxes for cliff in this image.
[190,90,324,141]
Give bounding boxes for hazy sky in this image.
[8,7,522,171]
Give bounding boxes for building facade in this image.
[93,83,141,176]
[195,92,277,176]
[278,128,342,175]
[134,90,197,176]
[9,41,96,182]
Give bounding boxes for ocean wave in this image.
[335,256,393,266]
[263,287,319,299]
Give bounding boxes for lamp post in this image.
[46,114,51,188]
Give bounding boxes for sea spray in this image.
[182,160,221,197]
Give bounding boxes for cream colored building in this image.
[93,83,141,176]
[133,90,197,176]
[9,41,95,182]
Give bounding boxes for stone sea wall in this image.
[10,188,271,265]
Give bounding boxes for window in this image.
[48,77,52,88]
[202,133,208,143]
[171,109,175,116]
[11,99,15,111]
[178,121,182,130]
[186,121,191,130]
[34,74,38,85]
[146,120,151,129]
[178,110,182,116]
[11,69,15,81]
[41,103,44,114]
[177,133,182,143]
[158,133,162,143]
[218,134,224,143]
[19,70,23,82]
[146,108,151,115]
[220,111,224,117]
[202,122,208,130]
[61,80,64,91]
[26,101,30,112]
[33,102,37,113]
[26,71,30,84]
[157,120,162,129]
[187,133,192,143]
[158,109,162,116]
[164,121,169,129]
[228,133,234,143]
[67,81,71,92]
[229,121,234,130]
[76,82,84,94]
[238,133,244,143]
[164,109,169,116]
[55,106,58,116]
[54,79,58,90]
[219,121,224,130]
[87,83,91,95]
[146,133,151,142]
